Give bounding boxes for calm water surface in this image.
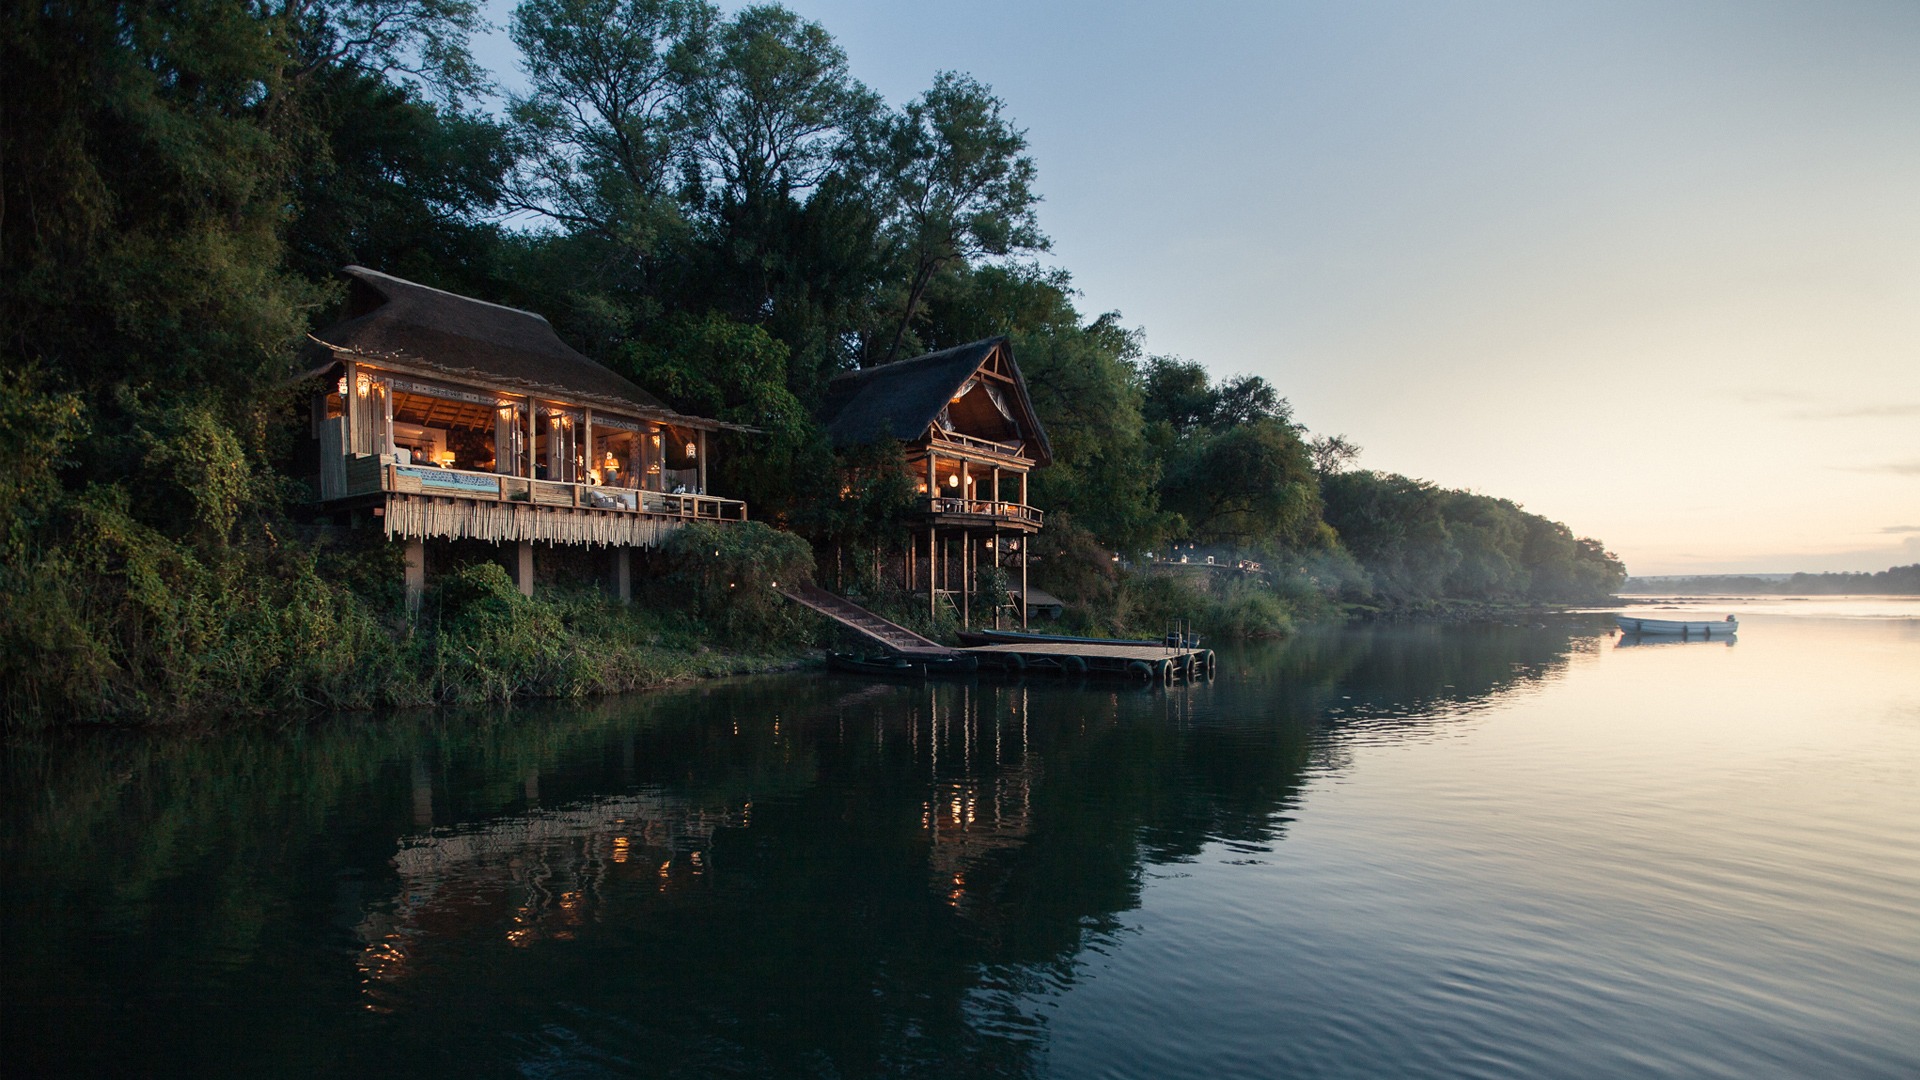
[5,602,1917,1078]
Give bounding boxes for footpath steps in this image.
[778,584,958,657]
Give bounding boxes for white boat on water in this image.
[1615,614,1738,638]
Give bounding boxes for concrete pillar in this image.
[612,546,631,604]
[403,538,426,614]
[512,540,534,597]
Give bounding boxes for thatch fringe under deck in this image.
[383,495,686,548]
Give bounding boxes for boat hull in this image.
[1615,615,1738,638]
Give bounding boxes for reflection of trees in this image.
[2,620,1600,1078]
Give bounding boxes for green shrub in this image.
[651,521,816,644]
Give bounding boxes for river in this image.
[4,600,1916,1078]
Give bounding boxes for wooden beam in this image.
[524,398,536,480]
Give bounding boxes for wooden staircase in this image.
[778,584,958,657]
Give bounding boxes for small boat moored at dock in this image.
[1615,614,1738,639]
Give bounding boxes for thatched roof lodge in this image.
[299,266,749,602]
[816,337,1050,626]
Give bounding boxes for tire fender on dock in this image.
[1063,654,1088,676]
[1128,660,1153,680]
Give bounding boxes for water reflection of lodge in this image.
[354,685,1050,1005]
[915,686,1037,919]
[355,787,744,1002]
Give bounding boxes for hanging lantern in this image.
[604,452,617,470]
[650,433,662,447]
[947,474,960,488]
[337,377,349,397]
[355,372,371,398]
[685,440,698,459]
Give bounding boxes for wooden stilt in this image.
[1020,541,1029,628]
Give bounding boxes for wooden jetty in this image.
[962,641,1214,684]
[782,585,1215,683]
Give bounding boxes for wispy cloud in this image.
[1788,402,1920,420]
[1883,525,1920,534]
[1858,461,1920,476]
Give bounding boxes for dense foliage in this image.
[2,0,1625,724]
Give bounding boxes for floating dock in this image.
[784,585,1216,683]
[962,641,1214,683]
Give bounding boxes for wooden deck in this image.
[962,642,1215,683]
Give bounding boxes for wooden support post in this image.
[525,399,537,480]
[992,465,1000,511]
[512,540,534,597]
[342,361,357,454]
[583,408,594,483]
[927,453,937,507]
[1021,542,1029,628]
[613,546,631,604]
[403,538,425,615]
[697,429,708,494]
[929,527,937,620]
[992,527,1001,630]
[381,377,393,456]
[961,532,970,628]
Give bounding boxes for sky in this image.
[470,1,1920,575]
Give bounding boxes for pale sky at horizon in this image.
[471,1,1920,575]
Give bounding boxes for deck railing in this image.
[930,430,1026,458]
[343,455,747,521]
[922,497,1042,526]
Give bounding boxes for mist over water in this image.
[5,604,1916,1078]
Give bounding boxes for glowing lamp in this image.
[337,377,348,397]
[947,474,960,489]
[685,441,697,459]
[355,372,371,398]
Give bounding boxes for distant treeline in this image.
[0,0,1622,723]
[1625,564,1920,595]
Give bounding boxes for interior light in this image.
[947,474,960,488]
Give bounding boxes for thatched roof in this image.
[306,266,737,430]
[818,337,1052,465]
